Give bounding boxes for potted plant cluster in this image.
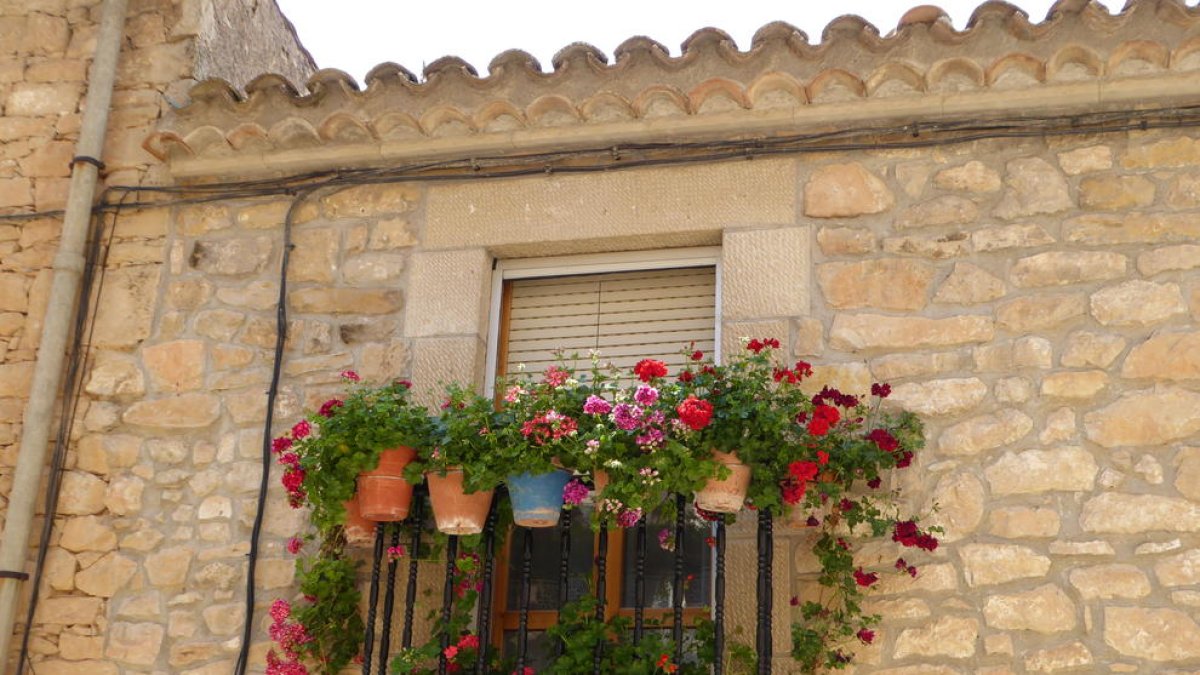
[269,342,935,673]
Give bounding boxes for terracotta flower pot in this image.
[342,495,375,546]
[694,450,751,513]
[592,470,610,496]
[357,446,417,521]
[427,468,494,535]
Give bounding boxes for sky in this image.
[274,0,1143,84]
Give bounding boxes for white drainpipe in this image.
[0,0,129,668]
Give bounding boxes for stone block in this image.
[896,195,978,229]
[288,227,338,283]
[189,236,272,276]
[1024,642,1093,672]
[1009,251,1126,288]
[1138,244,1200,276]
[58,471,106,515]
[1080,493,1200,533]
[74,551,137,598]
[1104,607,1200,661]
[426,159,794,250]
[1155,549,1200,586]
[937,409,1032,455]
[145,546,192,588]
[1058,145,1112,174]
[996,293,1086,332]
[409,336,484,406]
[60,515,117,552]
[1041,370,1108,399]
[342,252,406,285]
[994,157,1072,219]
[1084,387,1200,447]
[870,351,965,381]
[1121,136,1200,168]
[90,266,159,348]
[988,507,1060,538]
[1068,564,1150,599]
[5,82,79,116]
[1091,280,1187,326]
[1061,331,1125,368]
[983,584,1075,633]
[804,163,893,218]
[1064,212,1200,245]
[290,287,402,315]
[830,315,992,351]
[970,223,1055,252]
[105,621,164,666]
[934,160,1001,192]
[142,339,205,392]
[404,248,490,337]
[893,616,978,659]
[888,378,987,416]
[816,227,875,255]
[882,231,971,259]
[960,544,1050,586]
[721,227,810,320]
[924,473,983,542]
[985,447,1097,494]
[322,183,419,220]
[35,596,103,624]
[122,393,220,430]
[816,259,934,310]
[1079,174,1155,210]
[933,262,1005,305]
[368,218,418,249]
[1122,331,1200,380]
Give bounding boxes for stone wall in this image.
[0,1,312,670]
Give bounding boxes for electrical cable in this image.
[13,190,126,675]
[232,188,312,675]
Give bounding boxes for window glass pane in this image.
[506,507,594,610]
[620,509,712,608]
[502,630,554,671]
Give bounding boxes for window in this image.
[484,249,720,667]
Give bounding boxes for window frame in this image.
[483,246,723,397]
[482,248,723,660]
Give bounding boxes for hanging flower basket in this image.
[427,468,494,535]
[507,470,571,527]
[693,450,751,513]
[358,446,417,521]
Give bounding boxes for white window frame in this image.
[484,246,723,396]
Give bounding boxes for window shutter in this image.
[501,266,716,376]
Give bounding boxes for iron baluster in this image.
[633,514,646,645]
[713,515,726,675]
[516,527,533,673]
[474,491,500,674]
[362,521,386,675]
[593,526,609,674]
[555,508,573,657]
[378,523,401,675]
[438,535,460,675]
[755,510,773,674]
[401,490,425,649]
[672,494,685,665]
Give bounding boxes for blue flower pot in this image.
[506,470,571,527]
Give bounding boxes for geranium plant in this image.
[416,382,505,493]
[279,372,434,531]
[493,363,588,477]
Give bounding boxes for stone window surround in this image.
[400,158,812,408]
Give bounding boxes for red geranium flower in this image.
[853,568,878,587]
[633,359,668,382]
[676,396,713,430]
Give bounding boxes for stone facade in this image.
[5,1,1200,673]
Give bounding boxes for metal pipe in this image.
[0,0,128,668]
[378,524,401,675]
[402,492,425,649]
[362,523,386,674]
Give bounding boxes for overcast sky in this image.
[275,0,1145,83]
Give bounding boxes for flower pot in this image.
[358,446,417,521]
[592,470,610,496]
[506,470,571,528]
[694,450,751,513]
[427,468,494,535]
[342,495,375,546]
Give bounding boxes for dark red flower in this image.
[691,350,704,361]
[867,477,882,489]
[817,450,829,465]
[871,382,891,398]
[790,595,799,606]
[867,428,899,452]
[894,450,913,469]
[856,628,875,644]
[853,568,878,587]
[789,461,819,483]
[676,396,713,431]
[634,359,668,382]
[839,498,856,513]
[793,361,813,379]
[745,337,780,354]
[678,370,694,383]
[318,398,343,417]
[893,521,919,547]
[781,480,807,505]
[805,515,820,527]
[271,436,293,454]
[693,503,721,522]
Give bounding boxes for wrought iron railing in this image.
[360,486,774,674]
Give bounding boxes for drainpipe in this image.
[0,0,128,669]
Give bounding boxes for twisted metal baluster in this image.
[516,528,533,673]
[713,515,726,675]
[378,523,401,675]
[672,494,686,665]
[755,510,774,675]
[593,526,609,674]
[401,491,424,649]
[362,522,386,674]
[633,515,646,645]
[474,492,500,674]
[555,508,573,658]
[438,535,460,675]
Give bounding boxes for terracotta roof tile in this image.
[147,0,1200,172]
